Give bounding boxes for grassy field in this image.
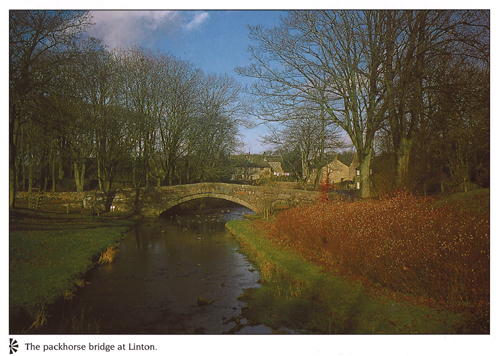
[9,209,135,332]
[226,189,489,334]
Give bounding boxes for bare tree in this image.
[380,10,489,188]
[84,48,129,191]
[9,10,92,206]
[430,55,489,190]
[118,48,164,187]
[155,56,202,186]
[184,74,243,183]
[117,48,244,187]
[237,11,386,197]
[47,38,127,192]
[261,104,346,184]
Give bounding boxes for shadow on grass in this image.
[9,208,136,333]
[228,219,464,334]
[10,208,137,231]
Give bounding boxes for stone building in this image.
[307,154,360,187]
[320,156,351,184]
[231,154,288,182]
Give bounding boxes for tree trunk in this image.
[28,149,34,193]
[395,136,415,188]
[97,158,103,190]
[104,175,113,191]
[10,113,21,208]
[133,157,139,188]
[358,149,372,198]
[74,161,85,192]
[21,147,26,192]
[9,164,17,209]
[51,147,57,192]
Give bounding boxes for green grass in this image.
[227,219,464,334]
[9,210,134,330]
[432,189,489,214]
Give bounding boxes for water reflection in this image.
[74,206,272,334]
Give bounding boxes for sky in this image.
[86,10,287,153]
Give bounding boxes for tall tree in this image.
[79,46,127,191]
[261,104,346,184]
[237,11,386,197]
[118,47,162,188]
[9,10,92,206]
[184,74,243,183]
[429,54,489,190]
[380,10,489,188]
[47,38,114,192]
[155,56,201,186]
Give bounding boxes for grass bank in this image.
[227,219,463,334]
[9,209,135,333]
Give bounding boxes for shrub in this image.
[269,190,489,329]
[318,173,332,203]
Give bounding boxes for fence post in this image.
[36,193,43,210]
[29,188,43,210]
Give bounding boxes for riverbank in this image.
[227,219,467,334]
[9,209,135,333]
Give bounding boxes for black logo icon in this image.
[9,339,18,354]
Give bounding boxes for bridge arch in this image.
[158,192,260,216]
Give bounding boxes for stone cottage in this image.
[231,154,288,182]
[321,156,351,183]
[308,154,360,187]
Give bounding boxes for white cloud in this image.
[87,10,208,49]
[184,12,210,31]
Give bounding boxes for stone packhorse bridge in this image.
[84,183,321,218]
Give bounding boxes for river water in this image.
[70,205,274,334]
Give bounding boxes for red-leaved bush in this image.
[318,173,332,203]
[268,190,489,318]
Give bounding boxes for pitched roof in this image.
[268,161,284,173]
[324,157,349,171]
[231,154,284,168]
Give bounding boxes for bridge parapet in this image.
[84,183,320,218]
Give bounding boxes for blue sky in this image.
[87,10,287,153]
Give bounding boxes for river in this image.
[65,205,274,334]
